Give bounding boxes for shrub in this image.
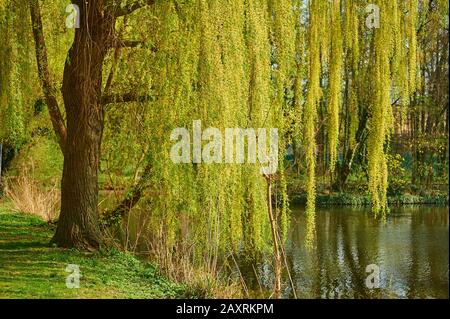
[387,154,408,195]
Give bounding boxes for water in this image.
[253,206,449,299]
[117,198,449,298]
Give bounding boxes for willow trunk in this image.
[52,2,113,250]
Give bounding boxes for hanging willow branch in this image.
[327,0,343,173]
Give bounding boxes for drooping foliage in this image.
[0,0,30,149]
[1,0,426,258]
[327,0,343,173]
[0,0,72,149]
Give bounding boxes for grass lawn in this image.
[0,202,187,299]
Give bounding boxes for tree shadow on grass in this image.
[0,240,50,251]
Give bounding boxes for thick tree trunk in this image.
[51,1,114,250]
[31,0,156,249]
[53,130,103,249]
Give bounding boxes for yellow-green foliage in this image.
[303,0,323,249]
[113,0,275,259]
[126,0,302,258]
[408,0,418,95]
[365,0,420,218]
[367,0,391,218]
[123,0,422,253]
[1,0,424,262]
[0,0,72,147]
[0,1,29,147]
[327,0,343,172]
[293,0,305,137]
[344,0,359,149]
[270,0,296,243]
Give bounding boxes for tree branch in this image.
[101,92,154,105]
[391,97,401,106]
[113,0,156,17]
[112,38,157,52]
[102,163,152,227]
[29,0,67,151]
[104,47,122,94]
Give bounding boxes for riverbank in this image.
[0,202,189,298]
[290,192,449,206]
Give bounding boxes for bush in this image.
[386,154,408,195]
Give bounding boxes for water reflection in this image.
[248,206,449,299]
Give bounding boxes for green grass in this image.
[0,202,187,299]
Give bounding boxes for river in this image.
[243,205,449,299]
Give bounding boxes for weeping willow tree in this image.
[302,0,420,220]
[1,0,423,297]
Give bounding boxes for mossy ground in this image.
[0,202,187,299]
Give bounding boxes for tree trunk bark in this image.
[51,1,114,250]
[53,130,103,250]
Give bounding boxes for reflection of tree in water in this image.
[354,210,381,298]
[406,207,449,299]
[424,208,449,298]
[314,211,342,298]
[407,208,420,298]
[247,207,448,298]
[341,210,367,298]
[287,213,307,297]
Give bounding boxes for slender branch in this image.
[29,0,67,151]
[102,163,152,227]
[391,97,400,106]
[417,0,434,35]
[113,0,155,17]
[101,92,154,105]
[104,47,122,94]
[104,15,129,94]
[113,39,157,51]
[117,40,144,48]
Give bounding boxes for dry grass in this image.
[4,175,59,222]
[144,236,244,299]
[106,205,243,298]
